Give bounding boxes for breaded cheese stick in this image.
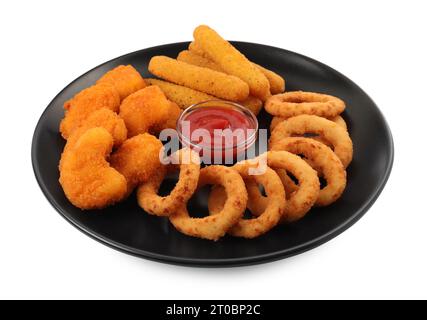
[146,78,262,114]
[241,96,263,115]
[148,56,249,101]
[193,25,270,100]
[251,63,285,94]
[145,78,216,108]
[177,50,224,72]
[188,42,285,94]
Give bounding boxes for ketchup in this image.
[177,103,258,164]
[185,107,252,147]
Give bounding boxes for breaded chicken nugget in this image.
[96,65,146,101]
[193,25,270,100]
[183,47,285,94]
[110,133,162,194]
[64,108,127,152]
[60,83,120,139]
[145,78,215,109]
[152,101,182,133]
[119,85,170,137]
[59,128,127,210]
[148,56,249,101]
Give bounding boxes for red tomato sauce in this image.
[184,107,253,148]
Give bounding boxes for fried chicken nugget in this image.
[59,127,127,210]
[193,25,271,100]
[152,101,182,133]
[96,65,146,101]
[148,56,249,101]
[110,133,163,194]
[182,47,285,94]
[60,83,121,139]
[63,109,127,153]
[119,85,170,137]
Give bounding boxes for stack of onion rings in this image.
[270,137,347,206]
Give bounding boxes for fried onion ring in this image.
[265,91,345,119]
[209,164,286,238]
[276,169,299,197]
[169,165,247,241]
[270,115,347,132]
[270,115,348,149]
[270,137,346,206]
[245,151,319,222]
[137,148,201,217]
[270,115,353,168]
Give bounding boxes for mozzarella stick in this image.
[148,56,249,101]
[188,42,285,94]
[177,50,224,72]
[252,63,285,94]
[193,25,270,100]
[177,50,264,114]
[240,96,263,115]
[146,78,262,115]
[145,78,216,109]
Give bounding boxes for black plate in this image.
[32,41,393,267]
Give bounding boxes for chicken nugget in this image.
[64,108,127,153]
[96,65,146,101]
[110,133,163,194]
[119,85,170,137]
[148,56,249,101]
[60,83,120,139]
[193,25,270,100]
[59,127,127,210]
[152,101,182,133]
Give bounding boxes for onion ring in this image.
[169,165,248,241]
[270,115,353,168]
[270,137,346,206]
[244,151,320,222]
[137,148,201,217]
[276,169,299,197]
[270,115,348,149]
[265,91,345,118]
[270,115,347,132]
[209,163,286,238]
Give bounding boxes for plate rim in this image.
[31,41,394,267]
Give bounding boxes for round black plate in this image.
[32,42,393,267]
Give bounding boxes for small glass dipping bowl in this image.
[176,100,259,165]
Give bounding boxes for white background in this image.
[1,0,426,300]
